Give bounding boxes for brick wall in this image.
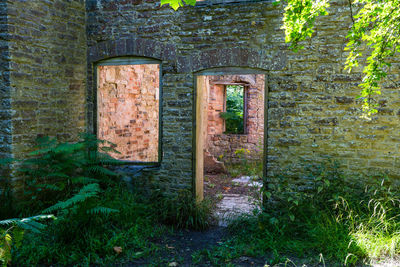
[207,83,225,136]
[205,75,265,162]
[97,64,159,162]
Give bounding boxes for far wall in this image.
[205,75,265,163]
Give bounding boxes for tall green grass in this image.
[195,161,400,266]
[12,185,168,265]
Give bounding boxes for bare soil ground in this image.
[124,226,269,267]
[204,173,252,201]
[124,173,268,266]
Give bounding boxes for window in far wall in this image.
[221,85,246,134]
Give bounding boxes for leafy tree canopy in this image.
[161,0,400,116]
[280,0,400,116]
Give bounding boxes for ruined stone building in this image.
[1,0,400,199]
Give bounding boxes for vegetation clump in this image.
[195,161,400,266]
[0,134,214,265]
[2,137,400,266]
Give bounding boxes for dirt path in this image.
[125,226,268,267]
[205,174,262,226]
[124,175,266,266]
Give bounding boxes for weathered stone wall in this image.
[0,0,398,196]
[205,74,265,162]
[97,64,159,162]
[0,1,11,181]
[0,1,10,161]
[86,0,400,193]
[7,0,87,162]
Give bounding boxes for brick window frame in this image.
[95,57,162,166]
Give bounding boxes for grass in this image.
[12,185,169,265]
[192,210,365,266]
[191,162,400,266]
[3,148,400,266]
[5,185,216,266]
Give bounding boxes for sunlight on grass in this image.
[195,161,400,266]
[352,231,400,260]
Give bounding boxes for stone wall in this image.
[205,75,265,162]
[86,0,400,194]
[0,0,87,190]
[0,1,11,180]
[6,0,87,161]
[97,64,159,162]
[1,0,399,195]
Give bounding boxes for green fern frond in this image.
[70,176,98,185]
[0,158,14,166]
[43,183,101,214]
[40,183,64,191]
[0,215,55,234]
[87,206,119,215]
[87,165,118,177]
[45,172,70,179]
[53,142,84,154]
[97,153,124,165]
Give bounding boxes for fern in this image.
[87,207,119,215]
[43,182,119,224]
[70,176,98,185]
[0,215,55,266]
[0,215,55,233]
[43,183,101,214]
[18,133,121,212]
[0,133,125,265]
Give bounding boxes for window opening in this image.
[221,85,245,134]
[96,59,161,164]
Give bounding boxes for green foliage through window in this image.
[220,85,245,134]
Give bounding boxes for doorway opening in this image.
[195,73,266,224]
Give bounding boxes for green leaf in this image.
[160,0,181,10]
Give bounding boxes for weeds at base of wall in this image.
[2,135,400,265]
[152,189,215,231]
[0,134,215,265]
[10,185,170,266]
[224,147,264,179]
[194,161,400,266]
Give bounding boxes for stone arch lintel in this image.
[178,48,287,73]
[88,37,177,64]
